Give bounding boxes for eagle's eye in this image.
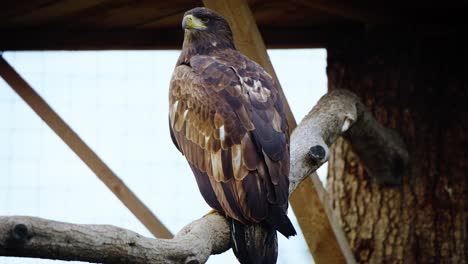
[201,17,210,23]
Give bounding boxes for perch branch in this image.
[0,214,230,264]
[0,89,408,263]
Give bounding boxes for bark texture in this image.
[327,31,467,263]
[0,214,231,264]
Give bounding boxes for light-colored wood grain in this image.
[0,56,173,240]
[290,176,350,263]
[202,1,353,263]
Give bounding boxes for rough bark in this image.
[327,31,467,263]
[0,89,408,263]
[0,214,231,264]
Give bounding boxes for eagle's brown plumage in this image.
[169,7,296,263]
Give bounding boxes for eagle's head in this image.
[181,7,235,52]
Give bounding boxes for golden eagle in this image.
[169,7,296,263]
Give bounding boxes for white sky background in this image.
[0,49,327,264]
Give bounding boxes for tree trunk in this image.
[326,30,467,263]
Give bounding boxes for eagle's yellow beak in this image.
[182,14,206,30]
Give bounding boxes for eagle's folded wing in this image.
[168,53,289,224]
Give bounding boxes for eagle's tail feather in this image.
[229,218,278,264]
[264,206,297,238]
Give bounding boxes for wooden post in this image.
[202,1,355,263]
[0,56,173,239]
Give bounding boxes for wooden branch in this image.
[0,56,172,239]
[290,89,409,191]
[0,214,230,264]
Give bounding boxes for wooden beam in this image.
[0,0,56,21]
[0,28,332,51]
[202,1,354,263]
[0,56,173,240]
[291,0,392,24]
[0,29,183,51]
[3,0,111,27]
[291,173,357,263]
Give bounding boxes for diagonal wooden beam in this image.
[0,55,173,239]
[202,1,355,263]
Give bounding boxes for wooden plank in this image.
[27,0,154,29]
[0,56,173,240]
[0,29,183,50]
[4,0,111,27]
[202,0,355,263]
[72,1,193,29]
[292,0,391,24]
[0,27,334,51]
[291,175,357,263]
[0,0,56,22]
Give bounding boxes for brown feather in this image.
[236,105,255,131]
[211,149,224,182]
[221,149,234,180]
[241,134,259,171]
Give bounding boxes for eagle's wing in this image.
[169,53,289,225]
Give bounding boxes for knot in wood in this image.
[11,223,29,243]
[186,259,200,264]
[308,145,326,163]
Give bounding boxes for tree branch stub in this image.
[290,89,409,192]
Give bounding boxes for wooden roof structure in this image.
[2,0,465,51]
